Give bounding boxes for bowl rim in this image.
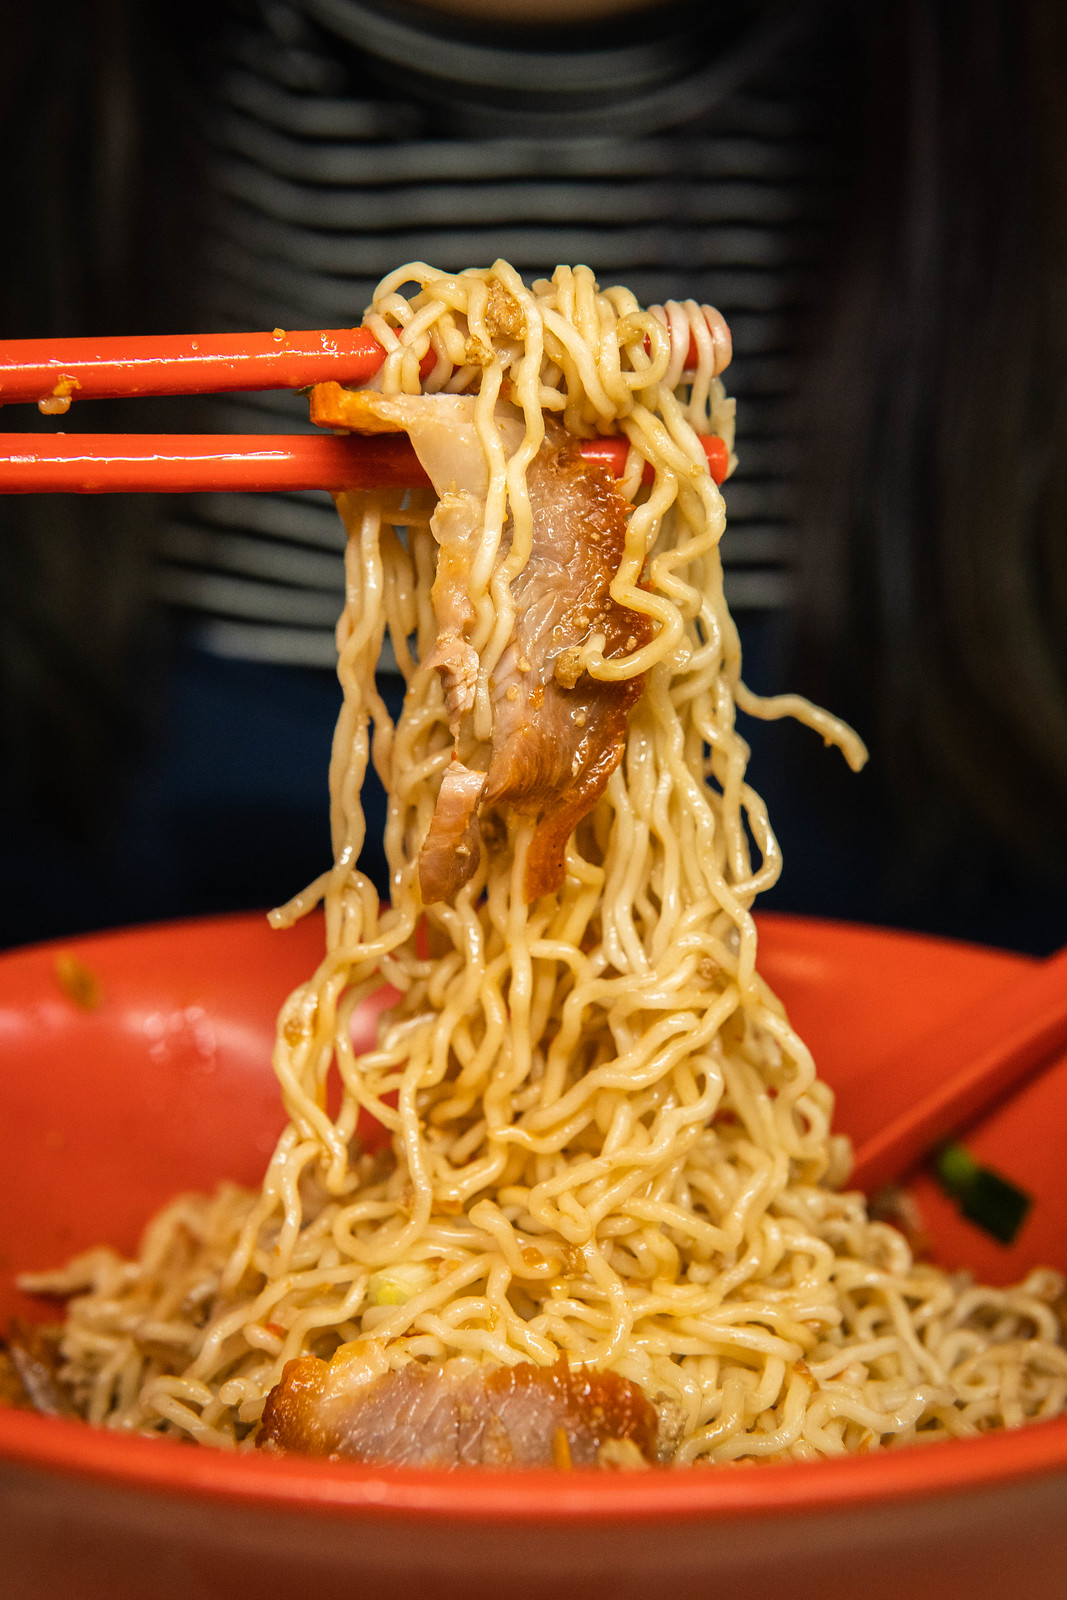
[0,903,1034,968]
[2,911,1063,1522]
[3,1406,1067,1521]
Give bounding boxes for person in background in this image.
[1,0,1066,954]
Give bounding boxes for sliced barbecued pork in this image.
[257,1350,659,1469]
[0,1322,75,1416]
[310,384,652,904]
[480,425,651,901]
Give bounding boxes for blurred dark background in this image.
[2,0,1067,954]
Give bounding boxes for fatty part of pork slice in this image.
[425,490,481,730]
[311,383,524,731]
[310,383,503,500]
[418,757,488,904]
[482,428,653,903]
[257,1350,659,1468]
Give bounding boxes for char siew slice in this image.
[310,384,651,904]
[258,1351,659,1469]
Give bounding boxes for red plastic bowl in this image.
[2,912,1066,1600]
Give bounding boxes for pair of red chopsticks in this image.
[0,326,727,494]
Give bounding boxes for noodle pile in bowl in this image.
[23,261,1067,1463]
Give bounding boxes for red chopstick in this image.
[845,942,1067,1192]
[0,329,391,406]
[0,325,705,408]
[0,432,729,494]
[0,323,725,493]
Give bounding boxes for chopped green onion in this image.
[932,1142,1032,1246]
[367,1262,435,1307]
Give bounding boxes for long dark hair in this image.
[794,0,1067,915]
[0,1,211,833]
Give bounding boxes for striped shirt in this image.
[158,0,845,669]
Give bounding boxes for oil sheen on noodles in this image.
[27,262,1067,1463]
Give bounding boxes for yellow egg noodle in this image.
[28,262,1067,1462]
